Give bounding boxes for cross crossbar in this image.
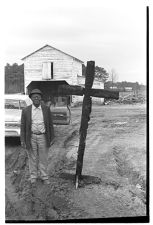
[58,85,119,99]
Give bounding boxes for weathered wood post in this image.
[75,61,95,189]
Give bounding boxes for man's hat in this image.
[29,89,43,98]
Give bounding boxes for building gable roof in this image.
[21,44,84,63]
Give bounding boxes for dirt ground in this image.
[5,103,147,222]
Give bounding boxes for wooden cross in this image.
[58,61,119,188]
[27,61,119,189]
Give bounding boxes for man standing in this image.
[20,89,54,185]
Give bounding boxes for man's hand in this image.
[21,142,26,149]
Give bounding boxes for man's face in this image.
[31,93,42,107]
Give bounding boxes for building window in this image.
[42,62,53,80]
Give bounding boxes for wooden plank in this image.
[89,89,119,99]
[58,85,84,96]
[75,61,95,189]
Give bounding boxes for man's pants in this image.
[27,133,49,181]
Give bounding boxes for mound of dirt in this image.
[105,94,146,105]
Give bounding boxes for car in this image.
[5,94,32,137]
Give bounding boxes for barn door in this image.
[42,62,53,80]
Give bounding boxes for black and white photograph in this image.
[3,0,149,222]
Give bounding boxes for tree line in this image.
[83,64,145,91]
[5,63,24,94]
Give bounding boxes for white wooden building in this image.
[22,44,104,104]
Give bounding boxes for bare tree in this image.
[109,69,118,89]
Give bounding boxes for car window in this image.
[52,97,67,107]
[5,99,20,109]
[5,99,27,109]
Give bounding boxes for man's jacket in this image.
[20,104,54,150]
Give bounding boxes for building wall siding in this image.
[23,46,82,93]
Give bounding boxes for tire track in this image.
[83,134,103,175]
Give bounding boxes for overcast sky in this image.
[2,0,147,84]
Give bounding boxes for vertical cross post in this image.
[75,61,95,189]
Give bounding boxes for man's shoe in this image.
[43,179,50,185]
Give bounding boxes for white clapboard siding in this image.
[23,46,81,90]
[72,60,82,85]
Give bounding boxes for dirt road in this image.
[5,104,147,221]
